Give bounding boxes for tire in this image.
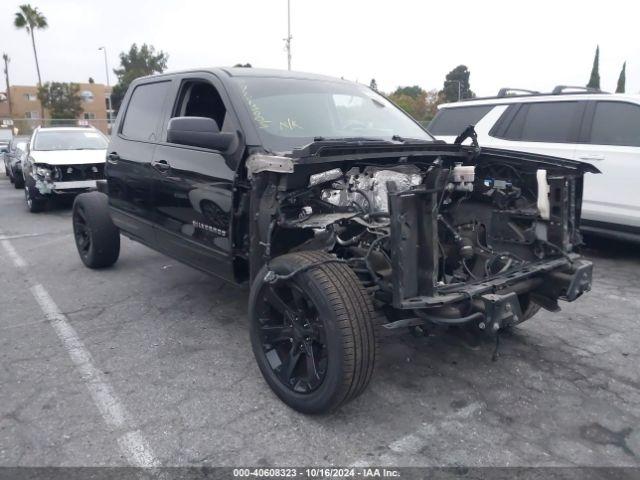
[24,185,47,213]
[249,251,377,414]
[13,171,24,189]
[72,192,120,268]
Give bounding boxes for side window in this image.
[428,105,494,136]
[502,102,580,143]
[589,101,640,147]
[172,81,227,133]
[121,81,171,141]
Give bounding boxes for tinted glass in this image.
[121,81,171,141]
[234,77,433,152]
[34,130,108,151]
[428,105,493,135]
[504,102,579,142]
[590,101,640,147]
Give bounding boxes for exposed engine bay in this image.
[279,160,572,285]
[248,144,595,333]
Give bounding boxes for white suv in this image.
[429,87,640,242]
[22,126,108,212]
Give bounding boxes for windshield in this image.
[233,77,434,152]
[33,130,108,151]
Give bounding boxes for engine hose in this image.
[415,310,485,326]
[354,188,375,215]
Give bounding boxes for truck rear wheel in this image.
[249,251,377,414]
[72,192,120,268]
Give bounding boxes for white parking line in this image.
[0,235,27,268]
[30,284,160,468]
[0,226,159,467]
[0,232,43,241]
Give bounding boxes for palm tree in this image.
[14,4,48,119]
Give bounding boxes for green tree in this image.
[111,43,169,112]
[37,82,83,120]
[387,86,442,123]
[388,86,428,121]
[369,78,378,91]
[615,61,626,93]
[14,4,48,119]
[440,65,474,102]
[587,45,600,90]
[394,85,424,99]
[423,89,442,122]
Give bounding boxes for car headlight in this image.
[35,165,52,179]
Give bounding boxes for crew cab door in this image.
[151,74,238,281]
[576,100,640,230]
[106,80,172,243]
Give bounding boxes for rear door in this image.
[486,101,585,159]
[106,79,172,243]
[576,100,640,230]
[151,74,238,280]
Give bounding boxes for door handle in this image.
[151,159,171,172]
[579,155,605,161]
[107,152,120,164]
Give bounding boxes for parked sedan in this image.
[22,126,108,212]
[0,128,13,173]
[4,136,30,188]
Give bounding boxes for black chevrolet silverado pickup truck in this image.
[72,68,596,413]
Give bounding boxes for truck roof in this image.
[136,67,354,84]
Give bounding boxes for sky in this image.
[0,0,638,96]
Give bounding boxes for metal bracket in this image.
[560,259,593,301]
[246,154,294,179]
[480,291,524,331]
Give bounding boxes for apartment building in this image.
[0,82,113,134]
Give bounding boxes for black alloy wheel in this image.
[256,281,328,393]
[73,205,92,257]
[249,251,377,414]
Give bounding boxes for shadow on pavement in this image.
[582,234,640,261]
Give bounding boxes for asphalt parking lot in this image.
[1,174,639,468]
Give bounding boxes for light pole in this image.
[446,80,462,101]
[284,0,292,70]
[2,53,11,117]
[98,46,113,133]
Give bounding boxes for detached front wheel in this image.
[249,251,377,414]
[72,192,120,268]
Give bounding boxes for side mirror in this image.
[167,117,235,151]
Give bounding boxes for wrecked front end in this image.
[247,142,597,334]
[27,162,106,195]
